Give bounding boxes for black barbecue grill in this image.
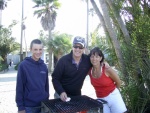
[41,95,104,113]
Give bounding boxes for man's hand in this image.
[104,61,110,69]
[18,110,25,113]
[60,92,68,102]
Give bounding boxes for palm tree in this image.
[47,33,72,60]
[39,31,72,68]
[32,0,60,72]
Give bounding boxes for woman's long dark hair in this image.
[89,47,105,64]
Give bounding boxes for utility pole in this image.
[20,0,24,61]
[86,0,89,54]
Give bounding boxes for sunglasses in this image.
[73,45,84,49]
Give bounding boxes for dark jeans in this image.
[25,107,41,113]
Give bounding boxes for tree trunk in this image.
[90,0,126,73]
[48,29,54,73]
[98,0,128,78]
[0,10,2,26]
[90,0,108,34]
[105,0,131,44]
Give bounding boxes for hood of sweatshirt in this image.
[24,56,44,65]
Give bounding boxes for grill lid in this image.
[42,95,103,113]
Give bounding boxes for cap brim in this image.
[74,42,84,47]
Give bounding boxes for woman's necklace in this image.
[92,64,102,78]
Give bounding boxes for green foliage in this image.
[0,63,8,72]
[39,31,72,59]
[120,63,150,113]
[105,0,150,112]
[117,36,150,113]
[121,77,148,113]
[0,56,3,62]
[14,62,20,70]
[126,15,150,51]
[47,33,72,59]
[0,23,20,64]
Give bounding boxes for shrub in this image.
[14,62,20,70]
[0,64,9,72]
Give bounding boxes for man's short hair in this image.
[30,39,42,49]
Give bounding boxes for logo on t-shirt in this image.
[40,71,46,74]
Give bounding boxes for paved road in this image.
[0,65,96,113]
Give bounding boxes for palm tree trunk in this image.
[105,0,131,44]
[90,0,125,71]
[0,10,2,26]
[48,29,54,73]
[97,0,128,79]
[90,0,108,34]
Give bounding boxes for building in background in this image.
[7,48,48,66]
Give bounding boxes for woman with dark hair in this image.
[88,47,127,113]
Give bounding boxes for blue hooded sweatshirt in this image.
[16,57,49,111]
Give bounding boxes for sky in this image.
[2,0,99,47]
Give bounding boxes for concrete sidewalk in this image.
[0,65,96,113]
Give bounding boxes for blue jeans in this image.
[25,107,41,113]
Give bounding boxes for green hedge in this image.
[0,64,9,72]
[14,62,20,70]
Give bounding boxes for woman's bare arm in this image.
[105,67,121,88]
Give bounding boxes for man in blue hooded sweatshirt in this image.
[16,39,49,113]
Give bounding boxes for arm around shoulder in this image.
[104,61,111,69]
